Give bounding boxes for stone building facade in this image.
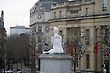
[49,0,110,72]
[29,0,68,71]
[30,0,51,53]
[30,0,69,53]
[30,0,51,71]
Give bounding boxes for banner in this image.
[94,41,98,54]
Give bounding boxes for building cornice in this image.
[49,13,110,22]
[30,21,50,27]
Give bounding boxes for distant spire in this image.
[1,11,4,18]
[1,11,4,15]
[1,10,4,26]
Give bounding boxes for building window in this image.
[38,26,42,32]
[33,26,36,34]
[86,8,90,15]
[32,27,36,35]
[102,0,107,11]
[54,12,56,18]
[38,15,41,19]
[59,11,62,18]
[45,27,49,33]
[70,10,78,14]
[86,54,90,69]
[85,29,90,45]
[104,28,109,44]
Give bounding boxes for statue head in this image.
[54,27,59,35]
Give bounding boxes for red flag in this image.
[69,42,74,55]
[94,41,98,54]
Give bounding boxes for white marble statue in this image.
[43,27,64,54]
[49,27,64,54]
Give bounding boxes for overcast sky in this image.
[0,0,38,35]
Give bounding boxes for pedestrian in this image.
[104,68,107,73]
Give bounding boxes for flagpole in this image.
[74,47,76,73]
[96,52,97,72]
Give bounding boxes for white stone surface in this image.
[47,27,64,54]
[39,54,72,73]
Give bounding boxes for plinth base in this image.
[39,54,72,73]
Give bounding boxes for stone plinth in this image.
[39,54,72,73]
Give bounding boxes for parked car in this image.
[17,71,22,73]
[2,70,13,73]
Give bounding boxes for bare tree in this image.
[5,33,30,68]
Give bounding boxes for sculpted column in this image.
[89,26,96,71]
[97,26,104,72]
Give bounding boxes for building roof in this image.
[10,25,30,29]
[30,0,68,12]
